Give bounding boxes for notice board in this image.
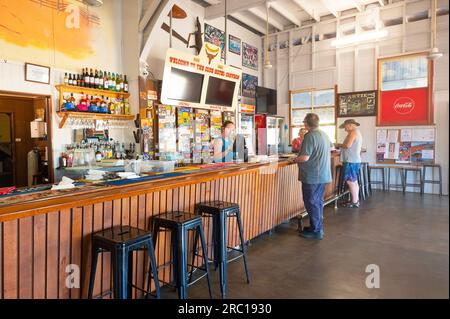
[376,127,436,165]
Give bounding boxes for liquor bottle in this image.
[84,68,90,88]
[107,97,115,114]
[85,94,90,107]
[80,73,85,88]
[64,73,69,85]
[76,74,81,87]
[89,69,95,88]
[119,74,124,92]
[124,75,129,93]
[98,70,104,90]
[68,93,76,104]
[68,74,73,85]
[111,73,116,91]
[116,74,121,92]
[94,69,99,88]
[124,98,130,115]
[103,71,108,90]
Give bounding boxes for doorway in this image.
[0,91,54,188]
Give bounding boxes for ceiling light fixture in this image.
[264,1,272,69]
[82,0,103,7]
[331,29,388,47]
[428,0,443,60]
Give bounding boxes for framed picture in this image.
[242,73,258,99]
[229,35,241,55]
[242,42,258,70]
[204,23,225,60]
[338,90,377,117]
[377,53,433,126]
[25,63,50,84]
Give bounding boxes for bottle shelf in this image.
[56,112,134,129]
[56,85,130,98]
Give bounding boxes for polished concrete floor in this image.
[161,191,449,299]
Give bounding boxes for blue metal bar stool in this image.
[358,164,367,201]
[195,201,250,299]
[403,166,423,194]
[88,226,161,299]
[368,166,386,191]
[422,164,443,195]
[387,166,405,192]
[361,162,371,197]
[152,211,213,299]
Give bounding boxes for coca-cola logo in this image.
[393,97,415,115]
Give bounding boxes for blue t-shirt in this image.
[297,129,332,184]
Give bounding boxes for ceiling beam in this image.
[320,0,338,17]
[270,1,301,27]
[349,0,363,12]
[247,6,284,31]
[139,0,161,32]
[230,12,266,34]
[378,0,385,6]
[205,0,266,19]
[292,0,320,22]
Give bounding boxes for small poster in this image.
[387,130,399,143]
[242,73,258,99]
[242,42,258,70]
[338,90,377,117]
[411,128,435,142]
[229,35,241,55]
[376,143,386,161]
[411,142,434,164]
[204,23,226,60]
[400,128,412,142]
[384,142,399,160]
[396,142,411,163]
[376,129,387,143]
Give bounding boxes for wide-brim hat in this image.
[339,119,360,128]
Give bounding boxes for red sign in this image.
[240,104,255,113]
[378,87,431,126]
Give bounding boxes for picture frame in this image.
[25,63,50,84]
[337,90,377,117]
[229,35,241,55]
[242,42,258,70]
[204,23,226,60]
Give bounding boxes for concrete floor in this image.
[161,191,449,299]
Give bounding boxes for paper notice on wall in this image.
[396,142,411,163]
[421,150,434,160]
[376,129,387,143]
[387,130,399,143]
[384,142,400,160]
[400,129,412,142]
[412,128,435,142]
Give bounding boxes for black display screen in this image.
[256,86,277,114]
[205,76,236,107]
[166,67,204,103]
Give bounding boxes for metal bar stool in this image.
[423,164,443,195]
[403,167,423,194]
[195,201,250,299]
[88,226,161,299]
[361,162,371,197]
[152,211,213,299]
[368,166,386,191]
[386,166,405,192]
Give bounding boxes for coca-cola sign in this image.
[393,97,415,115]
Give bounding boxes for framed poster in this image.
[242,73,258,99]
[204,23,225,60]
[242,42,258,70]
[338,90,377,117]
[377,53,433,126]
[25,63,50,84]
[229,35,241,55]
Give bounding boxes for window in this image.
[380,55,428,91]
[290,88,336,143]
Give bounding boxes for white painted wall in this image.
[265,0,449,195]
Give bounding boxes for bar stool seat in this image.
[403,166,423,194]
[195,201,250,299]
[152,211,212,299]
[422,164,443,195]
[368,166,386,191]
[88,225,161,299]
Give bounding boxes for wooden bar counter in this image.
[0,154,340,299]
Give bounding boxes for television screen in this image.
[256,86,277,114]
[205,76,236,107]
[166,67,204,103]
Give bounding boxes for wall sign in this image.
[25,63,50,84]
[378,87,431,126]
[338,90,377,117]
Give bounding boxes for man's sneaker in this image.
[300,227,325,236]
[346,201,360,208]
[299,229,324,240]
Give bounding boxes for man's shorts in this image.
[343,162,361,182]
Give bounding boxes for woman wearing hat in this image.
[335,119,363,208]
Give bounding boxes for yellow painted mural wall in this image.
[0,0,122,71]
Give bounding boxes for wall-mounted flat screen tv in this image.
[205,76,236,107]
[165,67,204,103]
[256,86,277,114]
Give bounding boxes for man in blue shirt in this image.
[290,113,331,240]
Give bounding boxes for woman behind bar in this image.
[335,119,363,208]
[213,121,236,163]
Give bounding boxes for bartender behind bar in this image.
[213,121,236,163]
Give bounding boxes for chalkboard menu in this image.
[338,90,377,117]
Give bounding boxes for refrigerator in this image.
[237,112,255,156]
[255,114,284,156]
